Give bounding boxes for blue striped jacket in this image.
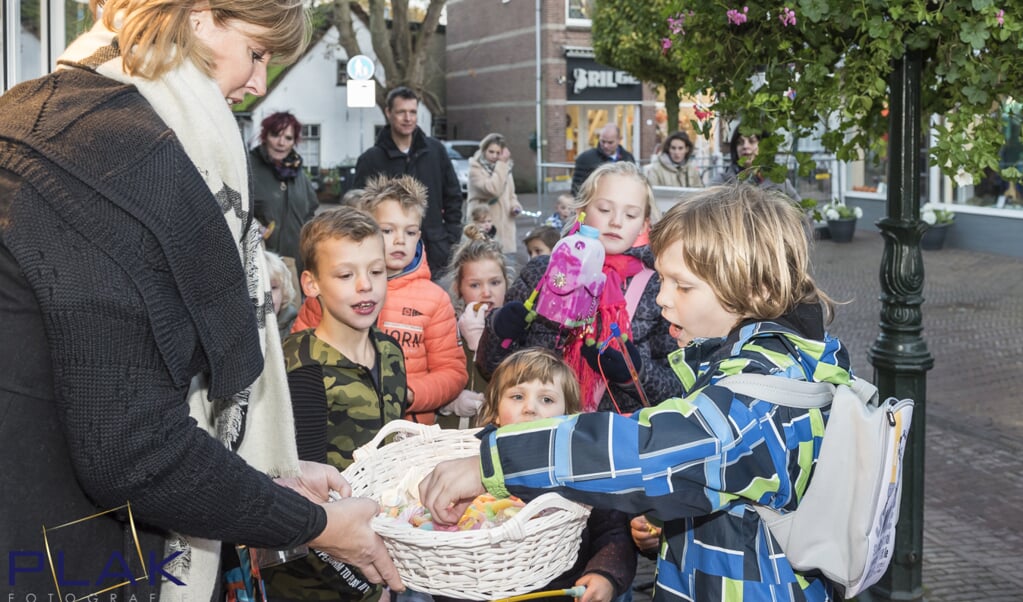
[480,307,851,602]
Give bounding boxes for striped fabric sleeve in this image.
[479,385,800,520]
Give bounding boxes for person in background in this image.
[544,193,577,231]
[431,348,636,602]
[265,207,407,601]
[266,250,299,339]
[478,161,678,415]
[419,184,852,602]
[0,0,401,599]
[467,133,523,266]
[251,111,320,279]
[715,125,801,201]
[354,86,463,279]
[469,204,497,240]
[437,224,512,429]
[571,123,637,195]
[646,131,703,189]
[522,225,561,259]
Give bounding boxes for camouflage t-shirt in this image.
[264,327,406,600]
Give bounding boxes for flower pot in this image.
[827,218,857,243]
[813,222,831,240]
[921,222,952,250]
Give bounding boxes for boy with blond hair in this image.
[291,176,468,423]
[267,206,406,600]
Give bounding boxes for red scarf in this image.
[563,253,644,411]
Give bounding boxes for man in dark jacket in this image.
[571,123,637,194]
[354,87,462,277]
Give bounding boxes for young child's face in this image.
[495,378,566,426]
[526,239,552,259]
[654,239,743,341]
[302,235,388,332]
[475,216,494,232]
[270,276,284,314]
[556,198,575,220]
[458,259,507,308]
[374,199,422,275]
[583,174,649,255]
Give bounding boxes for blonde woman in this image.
[0,0,400,598]
[467,133,523,264]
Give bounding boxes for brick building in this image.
[444,0,658,193]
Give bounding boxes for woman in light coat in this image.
[646,130,703,188]
[467,133,523,262]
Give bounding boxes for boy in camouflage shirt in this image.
[265,206,407,601]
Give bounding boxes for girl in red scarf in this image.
[477,161,679,414]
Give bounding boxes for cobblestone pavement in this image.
[513,199,1023,601]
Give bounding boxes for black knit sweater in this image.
[0,69,324,595]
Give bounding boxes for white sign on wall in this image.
[347,80,376,108]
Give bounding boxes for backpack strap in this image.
[719,373,878,409]
[624,267,654,318]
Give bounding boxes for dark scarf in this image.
[262,145,303,181]
[563,253,645,411]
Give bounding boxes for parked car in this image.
[442,139,479,197]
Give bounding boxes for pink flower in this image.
[727,6,749,26]
[784,88,797,100]
[694,107,713,121]
[661,38,673,53]
[997,9,1005,26]
[779,7,797,27]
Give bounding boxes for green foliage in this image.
[651,0,1023,185]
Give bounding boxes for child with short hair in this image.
[544,193,576,230]
[421,183,854,602]
[265,206,406,600]
[469,204,497,239]
[522,225,561,259]
[437,224,513,428]
[289,177,469,424]
[436,348,636,602]
[478,161,678,415]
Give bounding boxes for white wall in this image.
[244,24,432,169]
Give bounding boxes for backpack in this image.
[718,374,914,599]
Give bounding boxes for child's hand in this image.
[574,573,615,602]
[630,515,662,552]
[492,301,530,341]
[582,340,642,384]
[458,303,489,351]
[441,389,484,418]
[419,456,486,525]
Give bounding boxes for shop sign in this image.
[566,56,642,102]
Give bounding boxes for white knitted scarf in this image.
[58,20,300,602]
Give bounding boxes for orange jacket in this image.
[290,249,467,424]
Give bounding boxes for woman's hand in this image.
[418,456,486,525]
[575,573,615,602]
[630,515,662,552]
[275,460,350,503]
[308,497,404,591]
[499,147,512,162]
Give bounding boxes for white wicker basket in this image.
[341,420,591,600]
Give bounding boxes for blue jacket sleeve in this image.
[480,383,824,521]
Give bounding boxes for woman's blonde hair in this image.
[572,161,661,230]
[91,0,309,80]
[649,183,835,323]
[447,224,511,305]
[477,348,580,427]
[479,133,506,153]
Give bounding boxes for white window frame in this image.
[565,0,591,28]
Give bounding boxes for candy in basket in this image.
[341,420,591,601]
